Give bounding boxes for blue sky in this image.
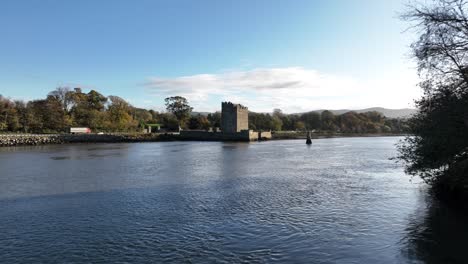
[0,0,419,113]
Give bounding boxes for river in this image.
[0,137,467,263]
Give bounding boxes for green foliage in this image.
[294,121,305,131]
[248,108,406,133]
[301,112,321,130]
[207,112,221,128]
[0,95,18,131]
[187,114,211,130]
[106,96,137,131]
[165,96,193,127]
[0,88,166,133]
[397,0,468,194]
[397,85,468,185]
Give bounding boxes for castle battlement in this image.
[221,102,248,110]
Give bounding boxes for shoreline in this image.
[0,132,407,147]
[271,132,407,140]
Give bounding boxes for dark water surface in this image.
[1,137,467,263]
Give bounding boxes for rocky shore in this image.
[0,133,176,147]
[0,134,64,146]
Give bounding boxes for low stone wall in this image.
[259,131,272,140]
[0,133,175,147]
[0,134,65,146]
[179,130,260,141]
[0,130,270,146]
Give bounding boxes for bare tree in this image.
[397,0,468,193]
[48,87,73,112]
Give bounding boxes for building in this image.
[221,102,249,133]
[179,101,271,141]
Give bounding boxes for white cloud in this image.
[144,67,420,113]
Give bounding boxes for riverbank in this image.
[0,132,406,147]
[0,133,178,147]
[271,131,407,140]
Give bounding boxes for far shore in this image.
[271,131,407,140]
[0,132,407,147]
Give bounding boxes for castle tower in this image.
[221,102,249,133]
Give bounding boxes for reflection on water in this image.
[403,195,468,264]
[0,138,467,263]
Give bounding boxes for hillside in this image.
[195,108,416,119]
[309,107,416,118]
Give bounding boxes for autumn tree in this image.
[107,96,137,131]
[0,95,19,131]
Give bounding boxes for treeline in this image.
[0,88,408,134]
[248,109,408,133]
[0,88,179,133]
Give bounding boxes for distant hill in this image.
[191,111,211,116]
[194,108,417,119]
[314,107,417,118]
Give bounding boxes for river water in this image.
[0,137,467,263]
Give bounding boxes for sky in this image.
[0,0,420,113]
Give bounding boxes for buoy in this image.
[306,131,312,145]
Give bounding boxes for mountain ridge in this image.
[308,107,417,118]
[194,107,417,119]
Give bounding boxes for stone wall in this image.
[0,130,266,147]
[259,131,272,140]
[0,133,172,147]
[179,130,258,141]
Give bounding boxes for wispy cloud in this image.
[144,67,420,113]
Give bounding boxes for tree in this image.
[300,112,321,130]
[24,97,69,133]
[321,110,335,131]
[397,85,468,185]
[294,121,306,131]
[14,100,31,132]
[69,90,107,129]
[0,96,20,131]
[207,112,221,128]
[134,108,153,124]
[165,96,193,127]
[48,87,73,112]
[397,0,468,195]
[198,115,211,130]
[107,96,137,131]
[188,116,201,129]
[271,109,284,131]
[159,112,180,131]
[339,112,361,133]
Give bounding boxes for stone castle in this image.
[221,102,249,133]
[179,101,271,141]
